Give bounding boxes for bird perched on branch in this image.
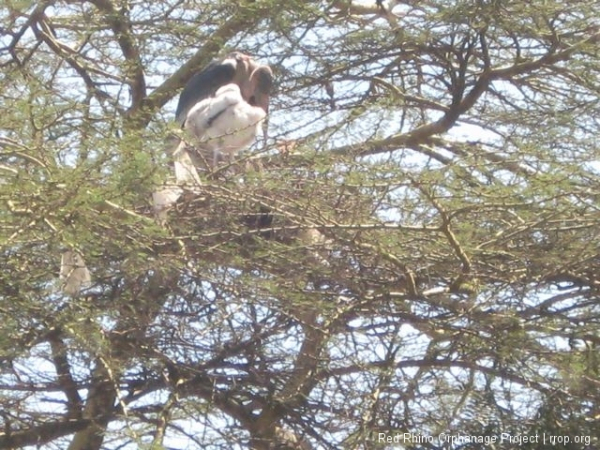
[184,83,267,167]
[174,52,273,173]
[153,52,273,220]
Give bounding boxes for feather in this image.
[59,250,91,296]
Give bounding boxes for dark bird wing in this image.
[175,60,237,125]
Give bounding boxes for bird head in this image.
[227,52,272,113]
[248,65,273,113]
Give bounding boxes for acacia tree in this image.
[1,0,599,449]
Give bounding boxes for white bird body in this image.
[59,250,91,295]
[184,84,266,167]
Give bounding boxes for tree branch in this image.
[331,31,600,160]
[31,15,117,108]
[47,328,83,419]
[67,362,116,450]
[142,5,270,125]
[0,419,91,449]
[88,0,146,112]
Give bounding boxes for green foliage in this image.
[1,0,600,449]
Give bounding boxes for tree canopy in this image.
[1,0,599,449]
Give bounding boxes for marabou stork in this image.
[174,52,273,172]
[153,52,273,221]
